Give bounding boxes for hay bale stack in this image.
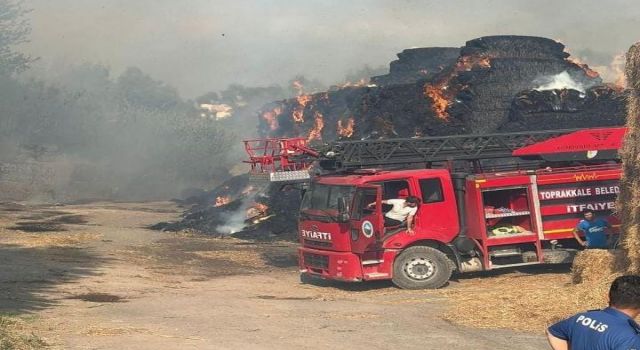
[618,42,640,273]
[571,249,620,284]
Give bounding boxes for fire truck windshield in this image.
[301,184,355,215]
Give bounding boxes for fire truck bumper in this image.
[298,247,363,282]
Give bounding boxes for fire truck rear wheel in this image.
[392,246,453,289]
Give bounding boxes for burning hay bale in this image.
[258,36,626,142]
[152,175,302,240]
[617,42,640,273]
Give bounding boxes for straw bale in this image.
[571,249,620,284]
[618,42,640,273]
[627,43,640,92]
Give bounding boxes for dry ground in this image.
[0,201,589,349]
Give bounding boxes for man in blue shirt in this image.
[573,210,611,249]
[547,275,640,349]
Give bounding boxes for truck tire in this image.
[392,246,453,289]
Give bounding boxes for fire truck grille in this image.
[303,253,329,269]
[303,239,332,248]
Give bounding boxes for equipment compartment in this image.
[482,187,535,238]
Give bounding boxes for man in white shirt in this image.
[368,196,420,233]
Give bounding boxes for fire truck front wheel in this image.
[392,246,453,289]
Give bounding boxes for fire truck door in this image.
[349,185,384,254]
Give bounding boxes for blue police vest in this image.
[548,308,640,349]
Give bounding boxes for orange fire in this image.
[292,94,312,123]
[423,54,492,120]
[567,57,600,79]
[337,118,355,138]
[262,107,281,130]
[424,84,450,119]
[214,196,231,207]
[292,109,304,123]
[254,203,268,213]
[246,202,269,219]
[307,111,324,142]
[296,94,312,106]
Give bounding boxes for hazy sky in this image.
[22,0,640,97]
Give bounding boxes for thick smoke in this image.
[4,0,638,202]
[22,1,640,96]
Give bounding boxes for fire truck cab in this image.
[299,168,459,289]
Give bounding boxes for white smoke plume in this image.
[215,195,254,235]
[215,189,269,235]
[534,71,587,93]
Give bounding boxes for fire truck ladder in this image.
[244,127,624,181]
[322,129,584,170]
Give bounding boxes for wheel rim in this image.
[404,257,436,280]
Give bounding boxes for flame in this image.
[423,54,492,120]
[424,85,450,119]
[292,109,304,123]
[254,203,268,213]
[246,202,269,220]
[296,94,312,106]
[292,94,312,123]
[337,118,355,138]
[262,107,281,130]
[214,196,231,207]
[307,111,324,142]
[567,57,600,79]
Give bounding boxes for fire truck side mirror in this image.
[337,197,350,223]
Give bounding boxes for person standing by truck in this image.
[573,209,612,249]
[546,275,640,349]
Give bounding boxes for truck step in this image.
[490,261,540,269]
[365,272,389,279]
[362,259,384,265]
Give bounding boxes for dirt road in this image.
[0,202,550,349]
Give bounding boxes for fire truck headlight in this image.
[351,229,358,241]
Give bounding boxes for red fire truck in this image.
[244,127,625,289]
